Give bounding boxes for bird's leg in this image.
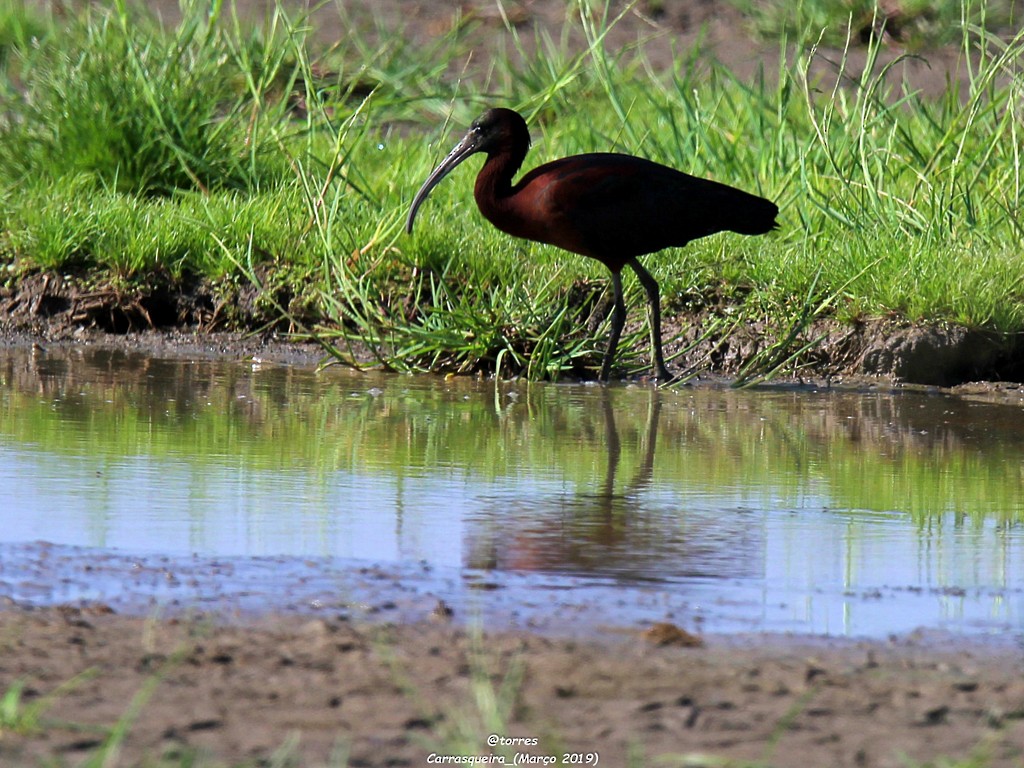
[626,257,674,382]
[600,270,626,382]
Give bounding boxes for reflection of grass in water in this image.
[827,449,1024,524]
[2,356,1023,523]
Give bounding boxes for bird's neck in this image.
[474,151,524,227]
[476,150,525,197]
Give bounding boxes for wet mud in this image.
[2,603,1023,768]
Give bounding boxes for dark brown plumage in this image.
[406,108,778,381]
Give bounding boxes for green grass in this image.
[0,0,295,195]
[0,0,1022,380]
[730,0,1023,48]
[0,668,101,757]
[0,0,50,69]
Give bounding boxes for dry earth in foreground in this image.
[1,605,1024,768]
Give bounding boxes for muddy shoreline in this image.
[6,269,1024,389]
[6,258,1022,394]
[2,601,1023,768]
[6,323,1024,409]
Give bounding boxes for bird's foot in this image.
[647,367,677,386]
[653,365,699,386]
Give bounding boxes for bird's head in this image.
[405,108,531,234]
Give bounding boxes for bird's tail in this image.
[727,192,779,236]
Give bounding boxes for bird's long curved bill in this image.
[405,132,481,234]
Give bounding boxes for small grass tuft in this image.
[0,0,293,196]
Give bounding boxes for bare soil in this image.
[2,605,1024,768]
[3,3,1024,767]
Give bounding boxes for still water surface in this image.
[1,345,1023,638]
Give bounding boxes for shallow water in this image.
[1,345,1023,638]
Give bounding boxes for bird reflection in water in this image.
[464,388,758,586]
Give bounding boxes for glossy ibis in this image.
[405,108,778,381]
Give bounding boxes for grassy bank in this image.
[0,0,1022,381]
